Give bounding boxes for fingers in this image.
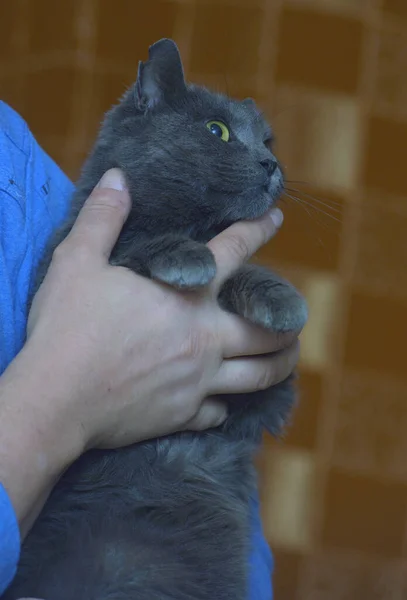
[221,312,301,358]
[208,208,283,288]
[211,340,300,395]
[183,398,228,431]
[63,169,131,260]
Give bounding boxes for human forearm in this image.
[0,345,82,538]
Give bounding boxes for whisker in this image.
[286,179,318,187]
[284,193,326,248]
[298,200,343,225]
[285,188,343,214]
[285,183,343,209]
[284,192,342,228]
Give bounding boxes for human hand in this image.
[25,168,300,454]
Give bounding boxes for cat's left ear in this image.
[135,39,187,111]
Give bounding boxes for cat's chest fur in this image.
[9,432,258,599]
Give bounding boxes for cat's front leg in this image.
[218,264,308,333]
[113,234,217,291]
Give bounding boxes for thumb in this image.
[184,398,228,431]
[65,168,131,260]
[209,207,284,286]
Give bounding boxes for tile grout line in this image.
[9,0,30,113]
[172,0,196,76]
[256,0,282,105]
[295,0,384,595]
[63,0,98,176]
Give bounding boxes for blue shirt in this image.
[0,100,273,597]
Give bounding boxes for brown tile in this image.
[363,116,407,197]
[23,68,76,139]
[189,4,263,76]
[275,8,363,94]
[300,551,405,600]
[333,371,407,481]
[0,2,17,63]
[63,149,90,181]
[261,447,315,551]
[402,565,407,599]
[95,0,177,64]
[0,76,24,115]
[272,88,362,192]
[383,0,407,19]
[87,70,136,138]
[354,200,407,299]
[38,137,69,175]
[322,468,407,558]
[188,72,260,104]
[374,28,407,120]
[256,186,345,271]
[344,291,407,379]
[27,0,77,54]
[284,370,322,451]
[272,550,302,599]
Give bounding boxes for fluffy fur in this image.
[4,39,307,600]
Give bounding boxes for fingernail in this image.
[270,208,284,228]
[96,168,126,191]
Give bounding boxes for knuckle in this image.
[256,362,276,391]
[180,329,205,361]
[226,233,251,263]
[87,188,129,215]
[51,236,91,267]
[180,327,216,362]
[255,220,273,249]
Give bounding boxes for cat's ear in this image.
[135,39,187,111]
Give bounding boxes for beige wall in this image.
[1,1,407,597]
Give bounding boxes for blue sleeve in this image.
[0,100,74,374]
[249,494,273,599]
[0,101,273,598]
[0,100,74,594]
[0,484,20,593]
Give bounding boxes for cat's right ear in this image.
[134,39,187,111]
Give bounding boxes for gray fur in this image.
[4,39,307,600]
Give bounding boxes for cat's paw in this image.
[218,265,308,333]
[249,285,308,333]
[148,241,216,290]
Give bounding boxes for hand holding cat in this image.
[26,168,300,449]
[0,168,300,534]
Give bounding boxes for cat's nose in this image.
[260,159,278,177]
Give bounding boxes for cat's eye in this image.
[206,120,230,142]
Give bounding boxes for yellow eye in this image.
[206,120,230,142]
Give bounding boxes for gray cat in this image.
[4,39,307,600]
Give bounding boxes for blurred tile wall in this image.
[1,0,406,597]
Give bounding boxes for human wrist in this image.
[0,344,84,533]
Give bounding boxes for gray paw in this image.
[218,265,308,333]
[248,287,308,333]
[149,243,216,290]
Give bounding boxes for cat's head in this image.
[100,39,284,240]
